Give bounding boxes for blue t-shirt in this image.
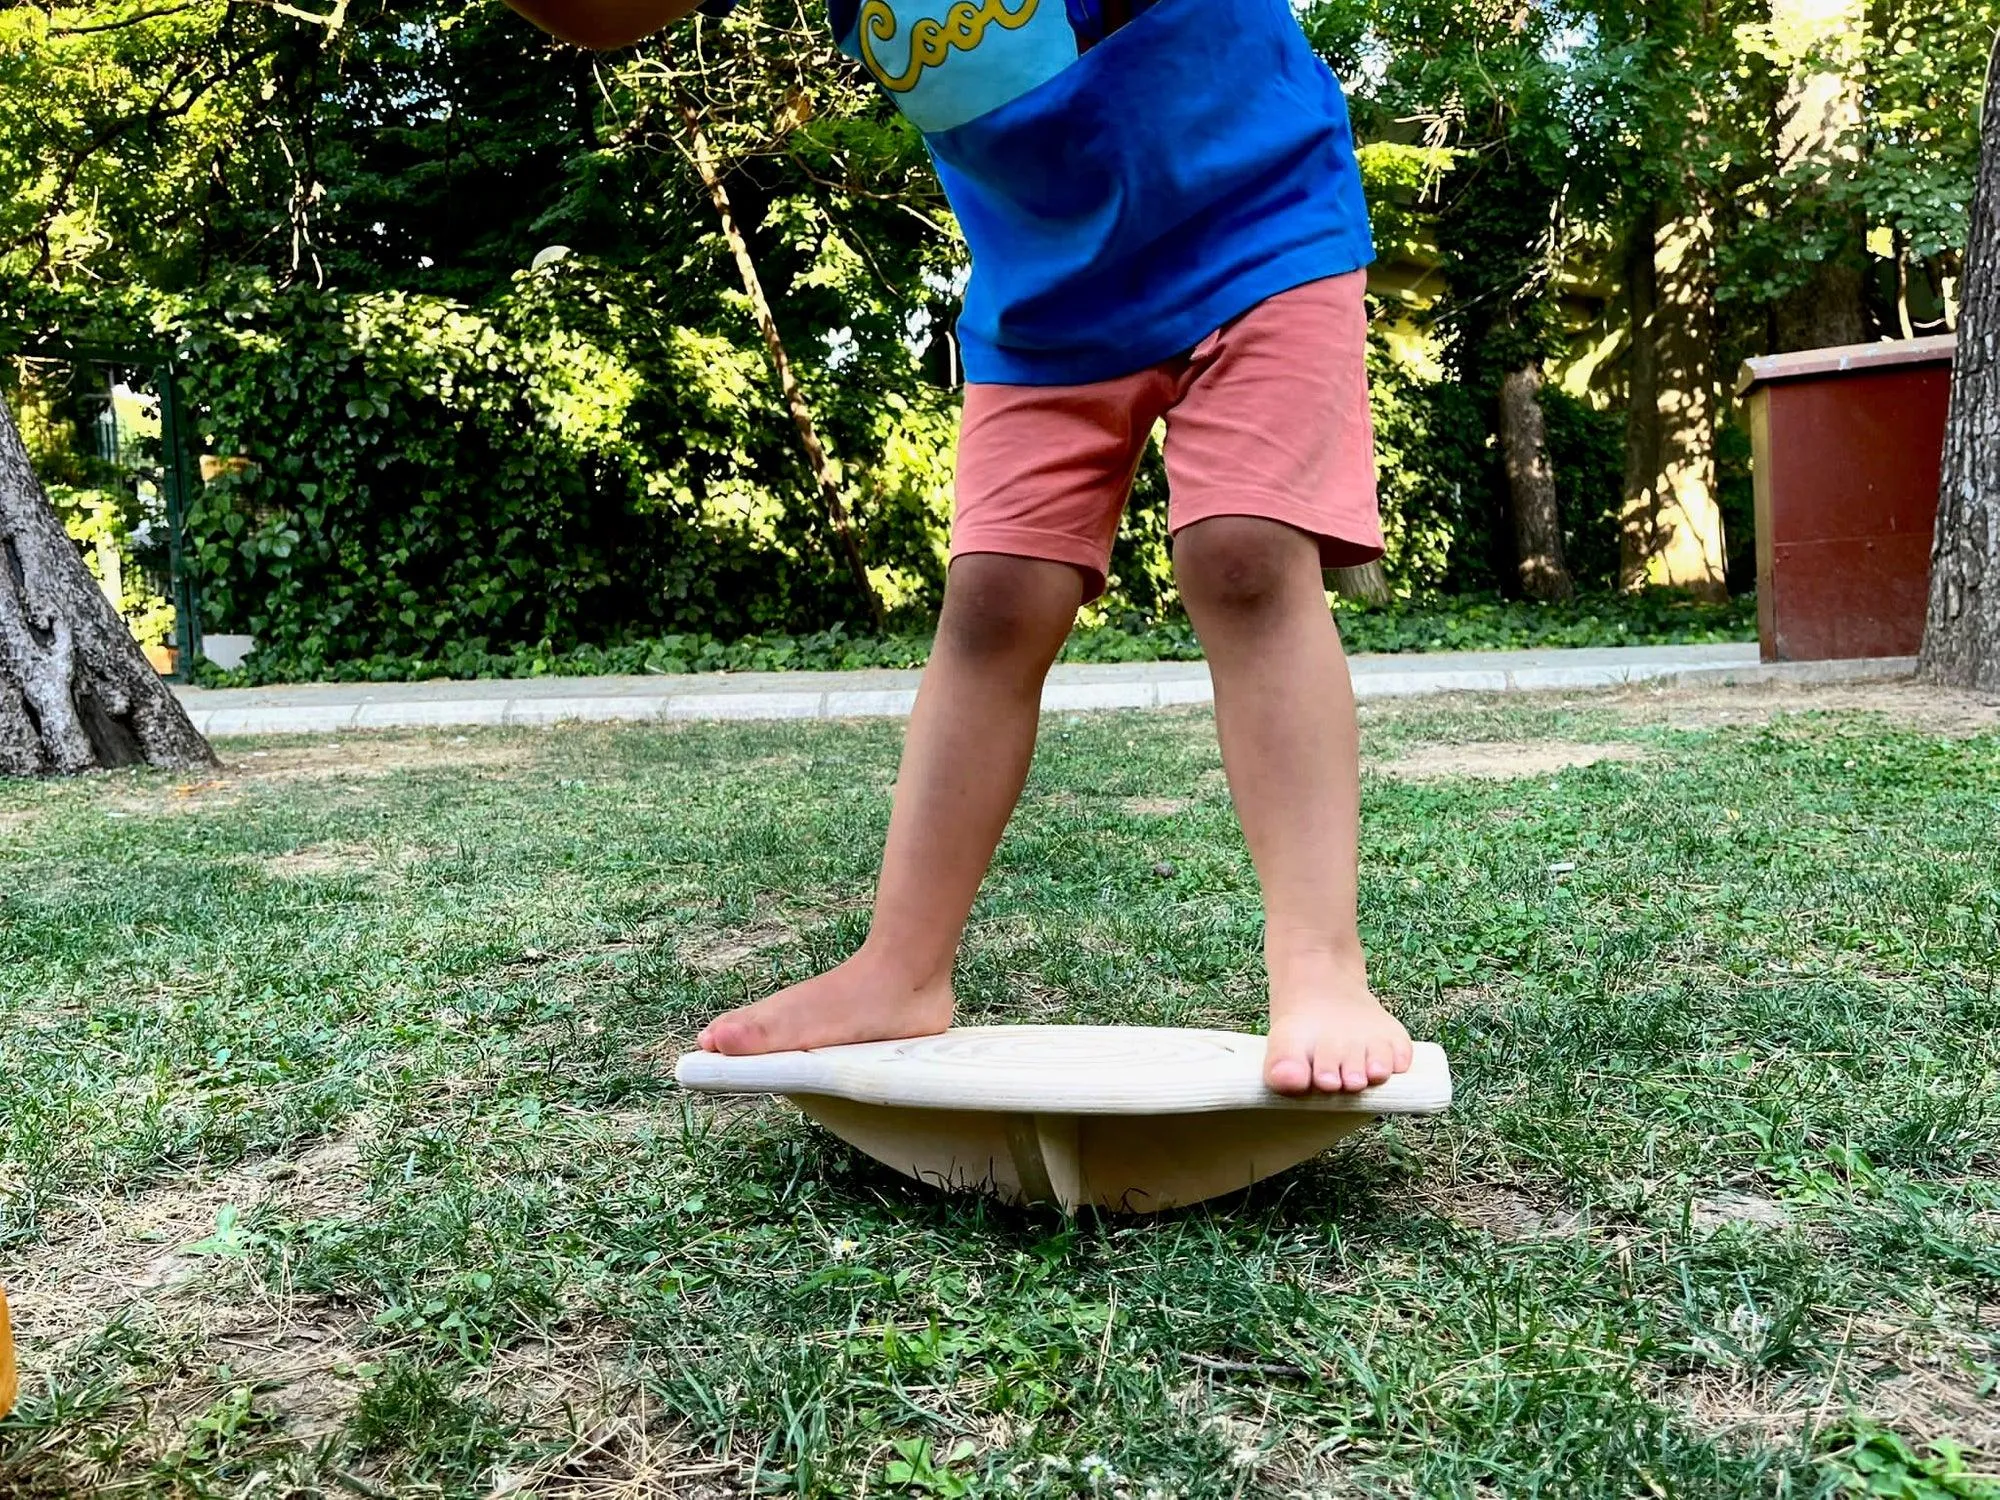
[830,0,1373,384]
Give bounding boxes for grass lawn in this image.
[1,683,1996,1498]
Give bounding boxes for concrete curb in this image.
[173,648,1919,738]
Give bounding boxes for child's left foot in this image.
[1263,949,1412,1094]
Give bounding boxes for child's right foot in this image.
[697,950,954,1055]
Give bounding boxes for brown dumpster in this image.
[1737,336,1955,662]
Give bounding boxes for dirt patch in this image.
[1666,1310,2000,1461]
[255,843,382,879]
[1690,1191,1790,1232]
[92,738,534,818]
[680,919,798,973]
[1602,678,2000,737]
[221,736,536,781]
[1377,741,1649,782]
[2,1133,378,1456]
[1120,796,1193,817]
[470,1332,753,1499]
[1433,1183,1582,1242]
[1668,1369,1814,1448]
[1872,1362,2000,1459]
[209,1309,374,1442]
[3,1135,370,1358]
[103,778,244,817]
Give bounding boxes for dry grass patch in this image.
[2,1133,379,1464]
[3,1135,370,1362]
[1417,1180,1581,1242]
[678,918,799,973]
[1119,796,1193,816]
[1664,1309,2000,1463]
[469,1328,763,1499]
[220,735,539,782]
[1689,1191,1790,1233]
[1376,741,1650,781]
[1603,678,2000,736]
[256,842,384,879]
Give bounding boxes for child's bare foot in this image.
[1262,947,1412,1094]
[697,948,954,1056]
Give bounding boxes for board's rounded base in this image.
[791,1095,1372,1213]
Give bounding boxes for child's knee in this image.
[1176,517,1313,617]
[938,555,1077,664]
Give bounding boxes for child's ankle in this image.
[1265,933,1369,991]
[851,938,955,995]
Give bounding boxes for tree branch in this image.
[48,2,205,36]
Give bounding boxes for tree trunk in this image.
[1621,204,1730,599]
[1918,34,2000,691]
[678,101,885,629]
[1498,361,1574,601]
[0,398,216,776]
[1622,207,1664,580]
[1770,0,1868,351]
[1327,560,1392,605]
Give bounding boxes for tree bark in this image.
[678,101,885,629]
[1918,34,2000,691]
[1621,204,1730,600]
[1498,361,1574,601]
[0,397,216,776]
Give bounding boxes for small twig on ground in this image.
[1183,1353,1309,1379]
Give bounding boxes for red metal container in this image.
[1737,336,1956,662]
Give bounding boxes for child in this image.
[505,0,1414,1093]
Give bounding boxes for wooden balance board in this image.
[675,1025,1453,1214]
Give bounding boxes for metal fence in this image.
[6,343,204,681]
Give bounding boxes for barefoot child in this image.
[505,0,1414,1093]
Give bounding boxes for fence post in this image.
[156,360,203,680]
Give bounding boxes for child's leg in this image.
[698,553,1084,1054]
[700,370,1162,1056]
[1175,516,1411,1093]
[1155,270,1408,1093]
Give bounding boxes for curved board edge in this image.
[677,1033,1452,1117]
[676,1048,833,1095]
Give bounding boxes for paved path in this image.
[171,643,1916,737]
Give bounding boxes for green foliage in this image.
[172,270,955,663]
[1368,334,1496,593]
[0,1,275,290]
[192,589,1754,685]
[11,0,1995,663]
[48,485,175,648]
[164,269,1641,670]
[1543,381,1631,591]
[1817,1422,2000,1499]
[1717,0,1999,322]
[1368,332,1629,595]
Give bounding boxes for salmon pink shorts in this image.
[951,271,1382,599]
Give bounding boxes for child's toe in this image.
[1265,1049,1313,1094]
